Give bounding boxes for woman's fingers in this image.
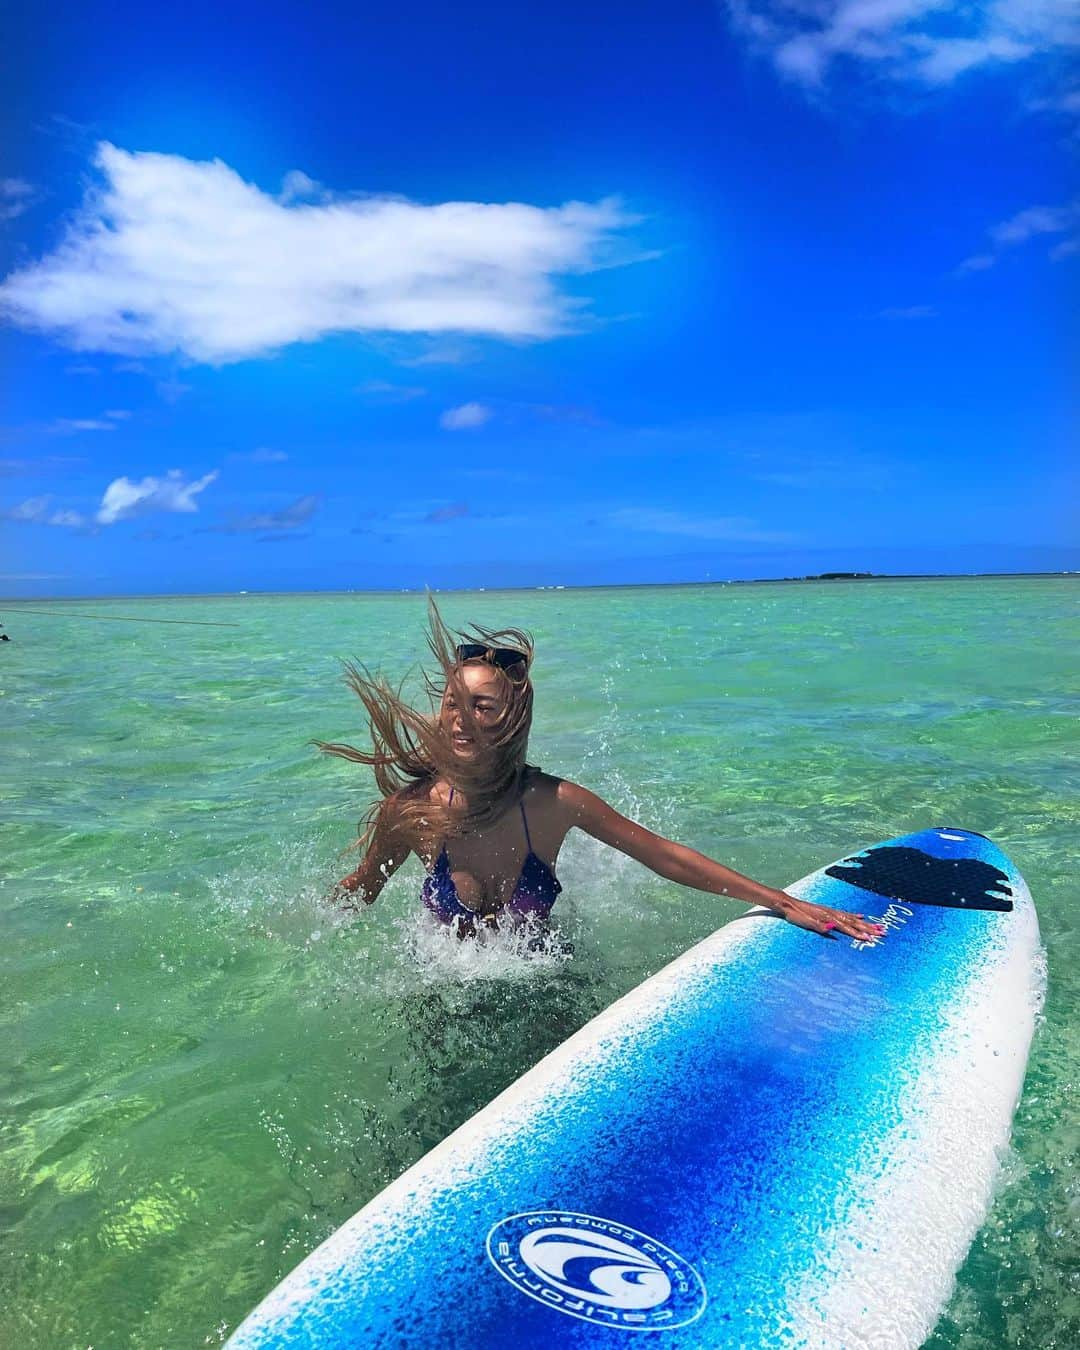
[816,908,885,941]
[830,909,886,941]
[784,900,886,942]
[848,911,887,941]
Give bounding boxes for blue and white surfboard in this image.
[229,827,1043,1348]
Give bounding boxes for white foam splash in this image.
[392,909,573,987]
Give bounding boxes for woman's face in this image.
[441,663,508,758]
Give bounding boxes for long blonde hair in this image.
[316,596,535,853]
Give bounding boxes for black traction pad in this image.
[825,846,1014,912]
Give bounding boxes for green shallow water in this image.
[2,578,1078,1348]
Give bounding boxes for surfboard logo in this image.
[486,1211,707,1330]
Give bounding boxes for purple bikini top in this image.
[421,788,561,927]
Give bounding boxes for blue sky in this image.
[1,0,1076,596]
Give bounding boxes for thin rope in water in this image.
[1,608,241,628]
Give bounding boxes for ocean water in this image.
[2,578,1077,1349]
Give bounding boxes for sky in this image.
[1,0,1076,596]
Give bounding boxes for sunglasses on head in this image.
[455,643,527,671]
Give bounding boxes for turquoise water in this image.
[3,579,1077,1348]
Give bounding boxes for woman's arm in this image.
[558,781,885,943]
[333,798,411,911]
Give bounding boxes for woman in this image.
[320,602,886,944]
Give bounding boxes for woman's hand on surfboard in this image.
[771,894,886,941]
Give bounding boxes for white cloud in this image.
[212,493,320,533]
[279,169,325,203]
[50,417,118,433]
[989,201,1077,245]
[399,343,477,367]
[958,198,1079,271]
[879,304,937,319]
[0,143,643,365]
[1030,86,1080,114]
[7,495,51,522]
[609,507,792,543]
[424,502,470,523]
[956,251,996,273]
[47,509,88,528]
[724,1,1079,89]
[235,446,289,463]
[96,468,218,524]
[156,378,193,403]
[357,379,427,401]
[1,455,85,477]
[2,496,88,529]
[440,402,493,430]
[0,178,37,222]
[43,409,130,434]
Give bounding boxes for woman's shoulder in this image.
[522,767,563,797]
[520,773,616,838]
[548,776,616,823]
[523,769,589,823]
[523,769,598,800]
[523,769,583,794]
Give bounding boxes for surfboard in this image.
[228,827,1043,1348]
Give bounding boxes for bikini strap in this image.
[519,798,533,851]
[440,786,455,866]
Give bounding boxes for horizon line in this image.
[2,569,1077,606]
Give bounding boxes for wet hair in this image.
[315,595,535,855]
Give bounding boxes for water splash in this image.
[393,908,574,987]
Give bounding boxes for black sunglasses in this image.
[455,643,527,671]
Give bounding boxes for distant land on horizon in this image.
[6,542,1079,602]
[2,570,1076,609]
